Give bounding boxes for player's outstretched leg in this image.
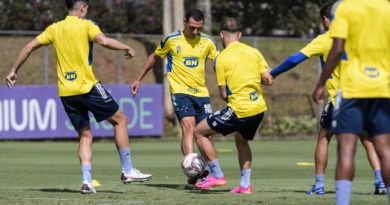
[230,133,252,194]
[106,110,152,183]
[360,134,387,195]
[372,134,390,201]
[194,119,227,189]
[307,128,332,195]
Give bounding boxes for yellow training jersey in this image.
[330,0,390,98]
[37,15,102,97]
[155,30,219,97]
[300,32,340,105]
[215,41,268,118]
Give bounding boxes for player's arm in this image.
[5,38,42,89]
[218,86,228,102]
[312,38,345,103]
[131,52,160,97]
[261,65,273,86]
[270,52,308,78]
[94,33,135,58]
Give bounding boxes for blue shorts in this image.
[331,97,390,136]
[207,107,264,140]
[172,93,212,124]
[61,82,119,131]
[320,99,333,130]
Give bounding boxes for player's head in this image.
[219,18,242,48]
[320,3,333,31]
[66,0,89,18]
[183,9,204,38]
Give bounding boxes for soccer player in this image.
[194,18,273,193]
[271,3,386,195]
[312,0,390,204]
[131,9,219,184]
[5,0,151,194]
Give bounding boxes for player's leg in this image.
[179,116,197,155]
[360,134,386,194]
[372,134,390,201]
[77,125,97,194]
[194,118,227,189]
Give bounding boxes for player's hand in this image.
[312,84,325,104]
[124,48,136,59]
[131,80,141,97]
[5,71,17,89]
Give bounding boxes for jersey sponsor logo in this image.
[64,71,77,81]
[188,87,199,93]
[364,67,380,78]
[184,57,199,68]
[249,91,259,101]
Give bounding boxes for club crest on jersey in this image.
[364,67,380,78]
[249,91,259,101]
[176,45,181,54]
[184,57,199,68]
[64,71,77,81]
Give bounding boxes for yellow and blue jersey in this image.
[215,41,268,118]
[300,32,340,105]
[330,0,390,98]
[155,29,219,97]
[37,16,102,97]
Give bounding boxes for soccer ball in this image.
[181,153,205,178]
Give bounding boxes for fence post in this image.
[253,36,258,48]
[116,33,122,84]
[43,46,48,85]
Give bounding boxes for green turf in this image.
[0,139,387,205]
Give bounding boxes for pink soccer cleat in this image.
[195,175,227,189]
[229,185,253,194]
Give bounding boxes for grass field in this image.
[0,139,387,205]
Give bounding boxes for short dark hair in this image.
[66,0,89,10]
[220,18,241,33]
[320,3,333,19]
[185,8,204,22]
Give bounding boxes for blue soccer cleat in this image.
[306,185,325,195]
[374,181,387,195]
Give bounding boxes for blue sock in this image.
[118,148,133,172]
[335,180,352,205]
[387,187,390,201]
[240,169,251,188]
[81,165,92,184]
[374,169,383,184]
[315,174,325,188]
[208,159,224,178]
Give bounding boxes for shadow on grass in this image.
[36,188,124,194]
[141,184,229,194]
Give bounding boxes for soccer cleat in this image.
[374,181,387,195]
[187,170,209,185]
[229,185,253,194]
[195,175,227,189]
[81,181,97,194]
[121,168,152,184]
[306,185,325,195]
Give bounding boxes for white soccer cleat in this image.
[121,168,152,184]
[81,181,97,194]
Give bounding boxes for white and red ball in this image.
[181,153,205,178]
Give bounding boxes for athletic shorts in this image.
[171,93,212,124]
[331,96,390,136]
[320,99,333,130]
[207,107,264,140]
[61,82,119,131]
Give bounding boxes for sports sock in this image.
[81,165,92,184]
[208,159,224,178]
[118,148,133,172]
[374,169,383,184]
[240,169,251,188]
[387,187,390,201]
[315,174,325,188]
[335,180,352,205]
